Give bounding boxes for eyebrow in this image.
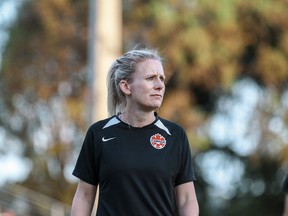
[149,71,165,77]
[146,73,166,80]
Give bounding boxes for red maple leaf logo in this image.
[150,133,166,149]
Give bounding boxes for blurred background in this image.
[0,0,288,215]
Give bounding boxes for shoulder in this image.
[82,116,121,144]
[157,117,187,137]
[88,116,120,131]
[158,117,185,131]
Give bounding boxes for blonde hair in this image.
[107,48,163,116]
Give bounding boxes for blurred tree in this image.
[0,0,88,206]
[1,0,288,215]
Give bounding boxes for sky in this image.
[208,78,262,156]
[0,0,23,68]
[202,78,263,198]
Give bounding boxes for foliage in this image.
[0,0,88,205]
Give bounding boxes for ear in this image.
[119,80,131,95]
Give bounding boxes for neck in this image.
[120,110,156,127]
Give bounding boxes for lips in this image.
[151,94,162,98]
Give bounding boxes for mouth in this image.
[151,94,162,98]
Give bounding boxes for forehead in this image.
[134,59,164,75]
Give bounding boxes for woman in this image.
[71,48,199,216]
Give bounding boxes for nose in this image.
[154,77,165,90]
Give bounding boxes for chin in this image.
[143,102,162,111]
[151,104,162,110]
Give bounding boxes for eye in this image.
[146,76,154,81]
[160,76,166,82]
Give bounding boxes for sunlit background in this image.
[0,0,288,215]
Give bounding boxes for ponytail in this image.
[107,61,127,116]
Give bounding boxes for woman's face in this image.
[126,59,166,112]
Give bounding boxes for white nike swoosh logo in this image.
[102,137,116,142]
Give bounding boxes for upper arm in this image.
[76,179,97,199]
[175,182,199,216]
[71,180,97,216]
[284,195,288,216]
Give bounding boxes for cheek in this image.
[130,82,153,99]
[133,83,150,93]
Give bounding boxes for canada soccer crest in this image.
[150,133,166,149]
